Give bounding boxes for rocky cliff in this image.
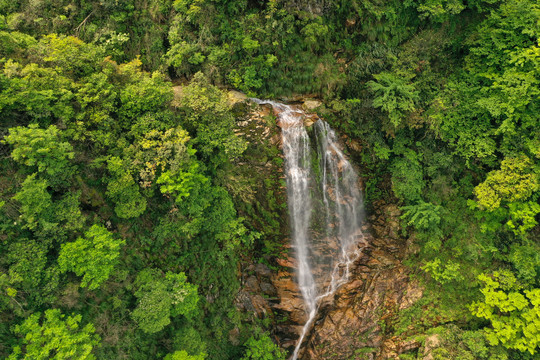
[232,96,423,360]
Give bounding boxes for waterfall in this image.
[253,100,365,360]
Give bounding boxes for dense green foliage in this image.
[8,309,100,360]
[58,224,125,290]
[0,19,264,358]
[240,332,286,360]
[0,0,538,358]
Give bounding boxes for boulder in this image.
[303,114,318,127]
[303,100,322,110]
[423,334,442,360]
[228,90,248,105]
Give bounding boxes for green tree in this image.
[0,30,36,57]
[472,155,540,236]
[9,309,100,359]
[6,238,60,305]
[13,174,52,232]
[300,19,329,52]
[390,155,425,203]
[117,58,173,125]
[106,156,147,219]
[509,244,540,284]
[172,326,207,359]
[415,0,466,22]
[4,123,74,182]
[367,72,419,127]
[421,258,464,284]
[127,127,193,188]
[176,73,247,167]
[132,269,199,334]
[471,271,540,355]
[474,156,539,211]
[401,201,443,231]
[240,332,285,360]
[0,61,75,124]
[58,224,125,290]
[13,174,84,240]
[157,163,208,203]
[438,0,540,164]
[32,34,104,79]
[164,350,206,360]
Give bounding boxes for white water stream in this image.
[253,100,365,360]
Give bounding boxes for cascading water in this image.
[253,100,365,360]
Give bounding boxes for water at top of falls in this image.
[253,99,365,360]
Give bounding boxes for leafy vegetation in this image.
[0,0,538,358]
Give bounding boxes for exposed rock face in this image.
[228,90,248,105]
[260,200,423,359]
[234,98,422,359]
[236,262,277,322]
[422,334,442,360]
[301,202,422,359]
[302,100,322,110]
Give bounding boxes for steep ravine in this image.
[232,95,423,360]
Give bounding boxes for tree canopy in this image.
[0,0,539,358]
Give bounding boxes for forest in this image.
[0,0,538,359]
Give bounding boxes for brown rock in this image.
[228,90,247,105]
[276,256,295,268]
[297,200,422,360]
[245,275,261,292]
[399,281,423,311]
[303,100,322,110]
[260,281,278,297]
[255,263,273,277]
[303,115,318,127]
[423,334,442,360]
[232,100,422,360]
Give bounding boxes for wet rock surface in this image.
[234,97,422,360]
[262,201,422,360]
[301,202,422,360]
